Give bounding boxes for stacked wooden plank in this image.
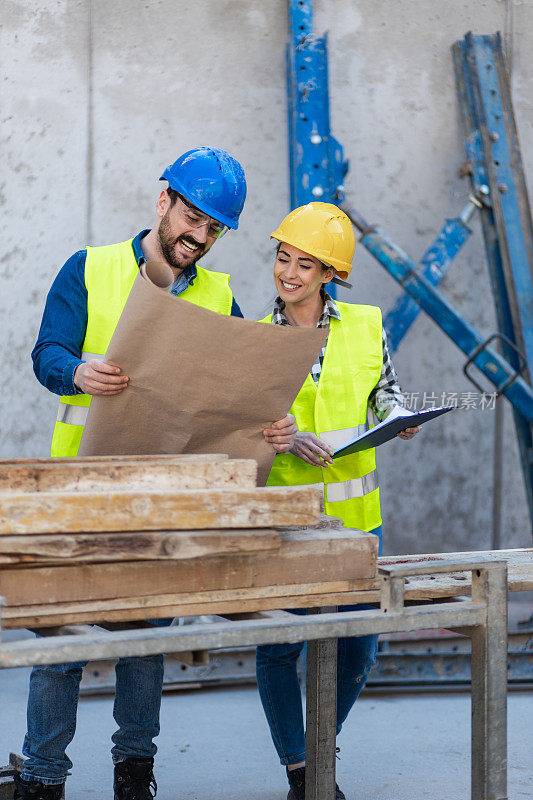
[0,456,379,629]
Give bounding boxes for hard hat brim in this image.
[271,233,352,280]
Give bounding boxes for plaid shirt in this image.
[271,292,404,421]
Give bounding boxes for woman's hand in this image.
[290,431,334,467]
[397,425,421,440]
[263,414,297,453]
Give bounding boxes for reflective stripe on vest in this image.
[51,239,233,456]
[325,471,378,503]
[55,351,105,427]
[319,424,368,451]
[81,350,105,362]
[56,403,90,426]
[264,302,384,532]
[291,475,377,503]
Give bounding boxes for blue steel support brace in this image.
[453,32,533,526]
[342,206,533,424]
[384,209,474,353]
[287,0,348,298]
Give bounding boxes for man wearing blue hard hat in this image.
[24,147,297,800]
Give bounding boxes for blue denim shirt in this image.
[31,230,244,395]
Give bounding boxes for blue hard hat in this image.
[159,147,247,230]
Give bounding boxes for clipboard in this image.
[332,404,455,458]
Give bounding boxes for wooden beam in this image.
[1,581,376,628]
[379,548,533,566]
[0,458,257,494]
[0,529,377,605]
[0,454,229,466]
[0,485,321,534]
[0,529,281,565]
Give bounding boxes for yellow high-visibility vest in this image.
[51,237,233,457]
[263,303,383,532]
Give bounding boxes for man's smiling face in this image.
[156,191,216,272]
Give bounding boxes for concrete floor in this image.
[1,660,532,800]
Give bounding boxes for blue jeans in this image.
[255,525,382,765]
[21,655,164,785]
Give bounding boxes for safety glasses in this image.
[176,194,229,239]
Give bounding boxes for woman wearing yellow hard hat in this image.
[258,202,420,800]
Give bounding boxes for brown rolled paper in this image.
[78,261,327,485]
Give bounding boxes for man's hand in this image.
[73,359,129,396]
[263,413,297,454]
[289,431,334,467]
[397,425,421,440]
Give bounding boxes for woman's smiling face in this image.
[273,242,334,304]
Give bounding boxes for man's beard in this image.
[158,210,206,271]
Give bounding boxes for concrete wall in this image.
[1,0,531,553]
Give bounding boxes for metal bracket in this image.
[463,331,527,394]
[0,754,24,800]
[462,193,483,221]
[378,559,506,614]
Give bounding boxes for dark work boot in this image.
[286,766,306,800]
[114,757,157,800]
[13,773,64,800]
[286,766,346,800]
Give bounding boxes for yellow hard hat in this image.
[271,202,355,280]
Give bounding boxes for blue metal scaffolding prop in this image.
[383,199,478,354]
[286,7,533,530]
[287,0,348,296]
[453,32,533,525]
[342,205,533,423]
[286,1,347,210]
